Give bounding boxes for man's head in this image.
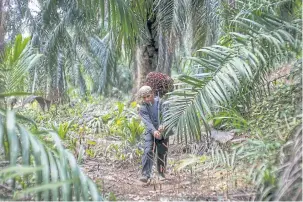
[137,86,154,104]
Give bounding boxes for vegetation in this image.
[0,0,301,201]
[0,110,102,201]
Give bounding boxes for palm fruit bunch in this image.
[144,72,174,97]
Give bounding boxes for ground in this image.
[82,141,253,201]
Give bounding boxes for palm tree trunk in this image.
[31,67,37,93]
[56,52,65,104]
[131,14,177,98]
[76,64,87,96]
[132,43,157,96]
[157,28,175,75]
[0,0,6,52]
[131,16,158,97]
[46,68,51,100]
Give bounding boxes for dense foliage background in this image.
[0,0,301,201]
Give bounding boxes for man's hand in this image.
[153,130,161,139]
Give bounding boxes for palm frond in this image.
[191,0,208,49]
[154,0,175,33]
[163,11,302,143]
[0,110,102,201]
[204,0,222,46]
[247,123,302,201]
[261,125,302,201]
[0,35,43,93]
[76,33,118,94]
[79,0,139,49]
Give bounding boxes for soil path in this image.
[82,144,251,201]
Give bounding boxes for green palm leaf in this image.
[0,35,42,93]
[79,0,139,49]
[163,11,302,143]
[0,111,102,201]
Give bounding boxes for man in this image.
[137,85,169,182]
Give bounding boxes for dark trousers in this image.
[142,135,169,178]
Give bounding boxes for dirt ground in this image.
[83,143,253,201]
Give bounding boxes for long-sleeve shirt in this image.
[139,97,160,138]
[139,96,173,140]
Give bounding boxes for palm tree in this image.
[0,35,42,93]
[162,0,302,143]
[0,109,102,201]
[5,0,113,99]
[74,0,223,95]
[0,0,7,52]
[5,0,225,98]
[159,2,301,200]
[0,35,102,201]
[0,34,42,110]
